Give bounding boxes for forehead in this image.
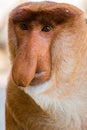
[10,2,82,25]
[12,2,61,12]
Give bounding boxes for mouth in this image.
[12,51,51,87]
[35,71,42,77]
[30,71,51,86]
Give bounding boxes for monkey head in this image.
[8,2,87,99]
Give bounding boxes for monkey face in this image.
[10,9,58,87]
[8,2,85,90]
[12,22,55,87]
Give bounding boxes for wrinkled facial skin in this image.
[8,2,83,88]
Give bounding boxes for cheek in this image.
[51,39,75,80]
[59,52,75,78]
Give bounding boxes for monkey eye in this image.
[19,23,28,30]
[42,25,52,32]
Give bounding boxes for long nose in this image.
[12,31,51,87]
[12,44,37,87]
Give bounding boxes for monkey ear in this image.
[8,17,18,62]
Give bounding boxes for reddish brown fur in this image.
[6,1,87,130]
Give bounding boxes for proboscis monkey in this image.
[6,1,87,130]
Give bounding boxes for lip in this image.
[34,71,44,77]
[30,71,50,86]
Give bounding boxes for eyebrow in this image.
[12,8,74,25]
